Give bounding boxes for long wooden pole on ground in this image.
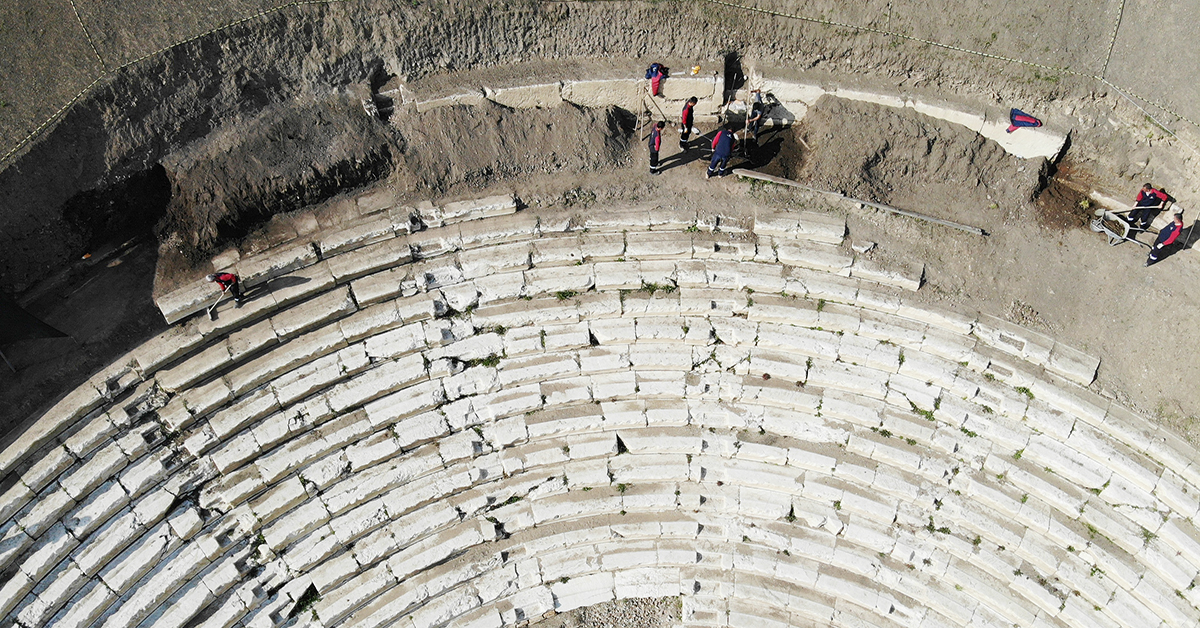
[732,169,989,236]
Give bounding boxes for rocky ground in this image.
[529,597,681,628]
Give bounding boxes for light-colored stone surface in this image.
[486,83,563,109]
[13,195,1200,628]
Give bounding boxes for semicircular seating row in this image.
[1,194,1197,628]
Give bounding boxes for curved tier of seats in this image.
[1,194,1196,628]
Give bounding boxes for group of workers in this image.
[1129,183,1186,266]
[647,90,768,179]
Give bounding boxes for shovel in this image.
[205,285,230,320]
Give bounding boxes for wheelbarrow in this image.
[1090,209,1150,247]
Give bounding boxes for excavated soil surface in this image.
[761,96,1042,234]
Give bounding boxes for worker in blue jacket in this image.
[706,127,737,179]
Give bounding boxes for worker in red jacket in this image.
[207,272,244,304]
[679,97,697,150]
[649,121,664,175]
[1129,183,1169,230]
[1146,211,1184,266]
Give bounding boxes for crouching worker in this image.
[706,128,737,179]
[1146,211,1184,267]
[1129,183,1169,230]
[207,272,244,304]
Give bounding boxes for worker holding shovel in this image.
[207,272,244,306]
[1128,183,1169,231]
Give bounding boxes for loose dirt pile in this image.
[389,101,635,194]
[158,95,397,267]
[763,96,1044,233]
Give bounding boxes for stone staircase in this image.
[1,193,1196,628]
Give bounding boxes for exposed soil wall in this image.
[158,94,398,266]
[763,96,1044,233]
[0,0,1120,292]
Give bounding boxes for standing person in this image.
[679,97,698,150]
[746,91,765,143]
[706,127,737,179]
[207,272,244,304]
[649,121,664,175]
[1146,211,1184,266]
[1129,183,1169,230]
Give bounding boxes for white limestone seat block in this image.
[626,231,692,260]
[550,571,615,612]
[808,360,888,400]
[1045,341,1100,386]
[437,195,518,225]
[456,212,539,250]
[60,440,128,501]
[560,78,643,110]
[234,241,319,290]
[268,286,356,340]
[973,314,1053,365]
[524,263,595,295]
[319,213,399,256]
[327,235,413,283]
[327,353,427,413]
[154,340,232,393]
[756,210,846,245]
[850,258,923,291]
[486,82,562,109]
[610,453,690,483]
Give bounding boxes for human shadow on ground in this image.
[658,127,787,175]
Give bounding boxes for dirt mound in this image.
[157,95,397,266]
[389,101,635,194]
[763,97,1044,231]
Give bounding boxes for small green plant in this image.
[1015,386,1034,400]
[972,536,982,546]
[1141,528,1157,543]
[910,401,935,422]
[616,483,629,493]
[555,290,577,300]
[832,500,841,510]
[1013,449,1024,460]
[560,577,570,583]
[905,438,917,446]
[1020,494,1029,504]
[816,299,826,312]
[960,427,978,438]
